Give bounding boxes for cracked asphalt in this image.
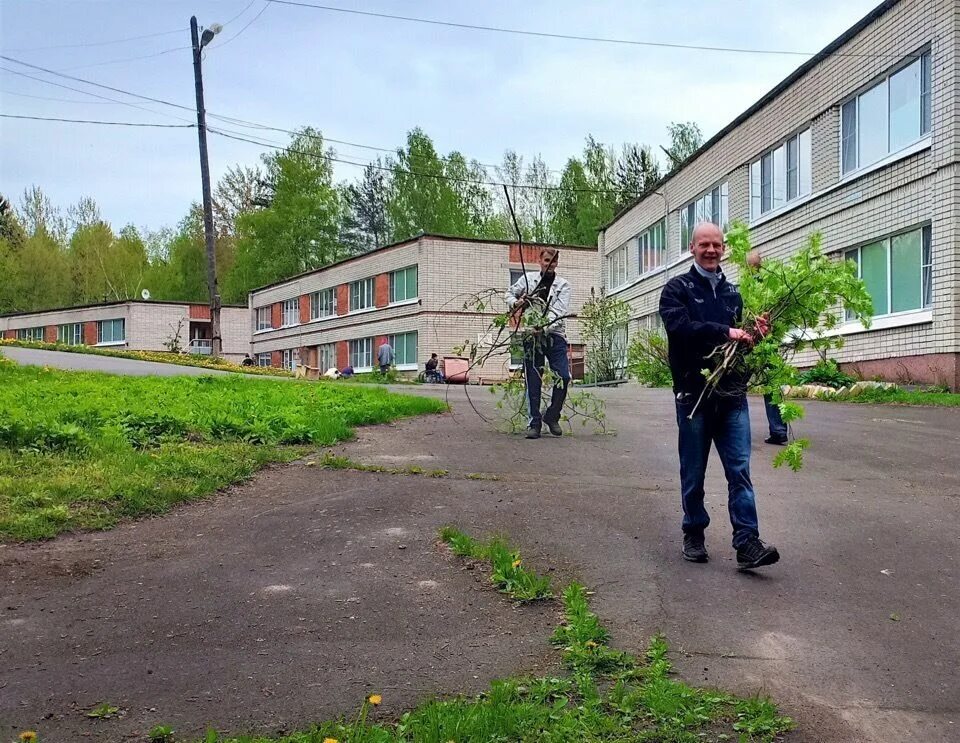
[2,381,958,742]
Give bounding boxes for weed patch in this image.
[0,360,445,541]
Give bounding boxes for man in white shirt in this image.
[505,248,573,439]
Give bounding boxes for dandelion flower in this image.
[19,733,38,742]
[511,559,522,569]
[368,694,382,706]
[322,738,338,743]
[585,640,598,648]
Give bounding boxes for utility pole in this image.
[190,16,222,357]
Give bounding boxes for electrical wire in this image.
[223,0,260,27]
[4,29,186,53]
[264,0,905,59]
[0,113,195,128]
[0,89,123,105]
[213,2,271,49]
[57,46,192,73]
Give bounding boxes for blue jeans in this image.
[523,333,570,428]
[764,394,787,439]
[675,394,760,548]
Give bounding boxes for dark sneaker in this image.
[764,435,788,446]
[545,419,563,437]
[682,534,708,563]
[736,538,780,570]
[525,426,541,439]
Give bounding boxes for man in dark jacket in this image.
[658,221,780,570]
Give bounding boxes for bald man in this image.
[658,222,780,571]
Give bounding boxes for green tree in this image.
[662,121,703,170]
[615,143,660,211]
[225,128,342,301]
[12,231,72,311]
[340,161,391,253]
[17,185,67,244]
[0,195,27,250]
[68,220,116,302]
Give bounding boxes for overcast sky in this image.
[1,0,880,233]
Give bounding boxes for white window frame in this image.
[637,219,666,276]
[96,318,125,345]
[389,265,418,304]
[750,128,812,221]
[349,278,374,312]
[256,352,272,367]
[349,337,374,371]
[843,224,932,322]
[387,331,419,370]
[57,323,83,345]
[678,182,728,253]
[607,243,628,290]
[16,327,44,342]
[281,298,300,327]
[281,348,300,372]
[840,50,932,178]
[318,342,337,372]
[309,288,336,320]
[255,306,271,332]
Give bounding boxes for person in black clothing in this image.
[659,221,780,571]
[425,353,444,383]
[241,354,255,367]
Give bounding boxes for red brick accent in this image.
[271,303,282,329]
[189,304,210,320]
[44,325,57,343]
[336,340,349,369]
[374,273,390,308]
[83,321,97,345]
[336,284,349,316]
[271,351,282,368]
[836,352,960,392]
[509,244,542,265]
[3,329,14,340]
[299,294,310,323]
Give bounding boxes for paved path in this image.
[2,384,958,742]
[1,346,239,377]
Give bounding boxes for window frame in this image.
[16,326,44,342]
[387,331,419,369]
[281,348,300,372]
[57,322,83,345]
[281,297,300,327]
[255,306,271,332]
[843,224,932,321]
[637,218,666,277]
[750,128,812,221]
[349,337,374,370]
[840,50,932,177]
[607,243,629,290]
[389,265,419,304]
[256,352,272,367]
[96,318,126,345]
[309,288,336,320]
[318,342,337,372]
[679,181,728,252]
[349,278,374,313]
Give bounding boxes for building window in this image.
[349,278,374,312]
[607,243,629,289]
[389,265,418,303]
[309,288,336,320]
[57,323,83,345]
[318,343,336,372]
[255,306,271,331]
[388,331,418,368]
[679,182,729,250]
[841,51,932,176]
[281,298,299,327]
[844,225,931,320]
[638,219,666,275]
[281,348,300,372]
[256,352,272,367]
[16,327,44,342]
[750,129,812,219]
[349,337,373,370]
[97,318,125,344]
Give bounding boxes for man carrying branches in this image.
[659,222,780,570]
[505,248,572,440]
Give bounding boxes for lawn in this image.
[0,357,445,541]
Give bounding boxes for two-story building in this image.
[248,233,598,381]
[600,0,959,390]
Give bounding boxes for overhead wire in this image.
[0,113,195,128]
[4,29,185,53]
[212,2,272,49]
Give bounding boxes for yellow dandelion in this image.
[511,559,522,569]
[19,732,38,743]
[322,738,338,743]
[585,640,598,648]
[368,693,382,706]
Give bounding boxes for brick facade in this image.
[336,285,349,316]
[270,303,281,329]
[374,273,389,308]
[509,244,542,265]
[83,321,97,345]
[336,340,348,369]
[189,304,210,320]
[44,325,57,343]
[299,294,310,324]
[271,350,281,368]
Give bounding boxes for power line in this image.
[5,29,186,53]
[223,0,260,27]
[264,0,882,58]
[208,126,638,196]
[213,2,271,49]
[0,113,195,128]
[0,88,123,105]
[57,46,192,73]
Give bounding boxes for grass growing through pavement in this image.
[0,358,445,541]
[839,387,960,407]
[190,571,793,742]
[439,526,553,601]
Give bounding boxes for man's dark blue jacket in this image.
[658,265,744,397]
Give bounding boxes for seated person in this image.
[425,353,444,382]
[340,365,355,377]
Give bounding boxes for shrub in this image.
[626,330,672,387]
[797,359,856,389]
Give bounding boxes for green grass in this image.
[192,575,793,743]
[0,358,445,541]
[0,338,292,377]
[841,387,960,407]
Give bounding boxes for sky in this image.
[1,0,882,234]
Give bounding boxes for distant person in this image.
[425,353,444,383]
[505,247,572,439]
[377,340,394,374]
[241,354,255,367]
[340,365,354,378]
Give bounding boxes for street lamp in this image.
[190,16,223,357]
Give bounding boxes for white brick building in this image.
[600,0,960,390]
[0,301,250,362]
[248,234,598,381]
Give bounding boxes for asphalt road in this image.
[1,378,958,742]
